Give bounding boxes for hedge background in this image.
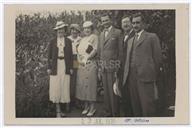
[16,10,175,117]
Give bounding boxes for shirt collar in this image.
[124,29,133,36]
[108,26,112,32]
[136,29,144,37]
[136,29,144,40]
[104,25,112,32]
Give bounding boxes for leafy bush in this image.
[16,10,175,117]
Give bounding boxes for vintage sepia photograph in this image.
[4,4,189,125]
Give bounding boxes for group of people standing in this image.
[47,12,162,117]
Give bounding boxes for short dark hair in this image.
[121,15,132,22]
[132,12,146,23]
[100,13,111,19]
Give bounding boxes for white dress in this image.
[49,37,70,103]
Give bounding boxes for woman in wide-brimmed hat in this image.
[76,21,98,116]
[47,21,73,117]
[67,24,82,110]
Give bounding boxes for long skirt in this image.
[49,59,70,103]
[76,61,97,101]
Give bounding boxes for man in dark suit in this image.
[119,15,135,116]
[98,14,122,117]
[123,13,162,117]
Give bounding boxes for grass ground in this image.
[16,70,175,117]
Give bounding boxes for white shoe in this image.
[82,108,89,115]
[87,109,96,117]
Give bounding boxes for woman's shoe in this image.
[82,107,89,115]
[87,109,96,117]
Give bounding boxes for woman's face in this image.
[57,27,68,38]
[71,28,79,38]
[83,27,92,36]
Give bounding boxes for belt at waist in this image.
[58,56,64,60]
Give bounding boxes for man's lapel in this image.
[120,34,125,47]
[124,30,135,45]
[127,37,134,60]
[135,30,146,48]
[123,37,134,85]
[100,31,105,49]
[128,30,135,40]
[104,26,114,45]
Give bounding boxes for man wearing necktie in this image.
[98,14,122,117]
[118,15,135,116]
[123,13,162,117]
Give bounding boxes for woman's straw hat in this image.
[54,21,68,30]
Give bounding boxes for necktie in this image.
[123,35,128,47]
[135,33,139,41]
[124,35,128,42]
[133,33,139,48]
[104,30,109,38]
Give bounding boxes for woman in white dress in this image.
[47,21,73,117]
[76,21,99,116]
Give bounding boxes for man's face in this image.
[132,16,143,33]
[101,15,111,29]
[121,17,132,32]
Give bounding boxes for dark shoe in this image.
[65,103,71,113]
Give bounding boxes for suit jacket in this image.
[48,37,73,75]
[123,30,162,85]
[119,30,135,87]
[120,30,135,71]
[98,26,122,72]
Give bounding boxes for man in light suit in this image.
[123,13,162,117]
[98,14,122,117]
[119,15,135,116]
